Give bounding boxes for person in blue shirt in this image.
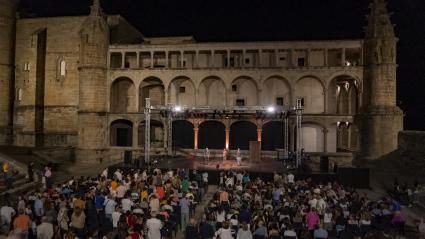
[95,191,105,212]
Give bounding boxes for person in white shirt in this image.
[149,194,160,213]
[0,204,15,228]
[215,221,233,239]
[104,196,117,221]
[146,212,163,239]
[283,225,298,239]
[237,222,252,239]
[121,195,134,213]
[112,206,122,228]
[236,148,242,165]
[114,170,123,181]
[36,216,54,239]
[287,173,295,184]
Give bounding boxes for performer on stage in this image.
[236,148,242,165]
[222,148,227,162]
[205,147,210,163]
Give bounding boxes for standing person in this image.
[0,202,15,230]
[180,194,191,230]
[146,212,162,239]
[222,148,227,162]
[236,148,242,166]
[27,162,34,182]
[205,147,210,164]
[237,222,252,239]
[44,166,52,189]
[185,218,198,239]
[13,208,31,239]
[36,216,54,239]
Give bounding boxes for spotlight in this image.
[267,106,275,113]
[173,106,182,112]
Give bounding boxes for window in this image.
[232,84,238,92]
[279,57,286,61]
[236,99,245,106]
[276,97,284,106]
[245,58,250,64]
[16,88,23,101]
[56,59,66,80]
[23,62,30,71]
[179,86,186,93]
[297,58,305,66]
[124,61,130,68]
[182,60,186,67]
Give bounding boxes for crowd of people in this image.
[0,161,423,239]
[0,167,209,239]
[185,171,425,239]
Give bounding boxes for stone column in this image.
[242,49,246,67]
[195,50,199,68]
[121,52,125,68]
[136,52,140,69]
[341,48,346,66]
[227,50,231,68]
[258,50,262,67]
[307,48,311,67]
[180,51,184,67]
[323,128,328,152]
[257,128,262,142]
[274,49,279,67]
[323,88,328,113]
[150,51,154,68]
[163,122,168,149]
[211,50,215,68]
[165,51,169,68]
[193,126,199,150]
[324,48,328,66]
[225,127,230,149]
[133,122,138,148]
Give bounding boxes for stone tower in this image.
[0,0,16,144]
[77,0,109,163]
[357,0,403,160]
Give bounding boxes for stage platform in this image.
[109,155,370,188]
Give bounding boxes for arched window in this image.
[57,58,66,80]
[16,88,23,101]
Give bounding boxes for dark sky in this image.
[19,0,425,130]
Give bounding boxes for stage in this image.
[120,155,297,174]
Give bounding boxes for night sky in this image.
[18,0,425,130]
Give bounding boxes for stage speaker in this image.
[124,150,132,165]
[320,156,329,172]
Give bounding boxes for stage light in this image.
[173,106,182,112]
[267,106,275,113]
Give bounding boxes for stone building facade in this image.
[0,0,403,163]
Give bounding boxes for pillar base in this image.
[355,106,403,160]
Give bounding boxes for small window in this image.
[229,57,235,67]
[124,61,130,68]
[232,84,238,92]
[16,88,23,101]
[244,58,250,64]
[279,57,286,61]
[23,62,30,71]
[182,60,186,67]
[236,99,245,106]
[276,97,284,106]
[179,86,186,93]
[297,58,305,66]
[57,59,66,80]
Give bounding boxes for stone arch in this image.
[172,120,194,149]
[138,120,164,148]
[297,122,324,152]
[296,76,325,113]
[110,119,133,147]
[262,121,284,150]
[198,120,225,149]
[168,76,196,106]
[198,76,227,106]
[139,77,165,110]
[110,77,136,113]
[327,75,358,114]
[229,120,257,150]
[263,75,292,106]
[229,76,259,106]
